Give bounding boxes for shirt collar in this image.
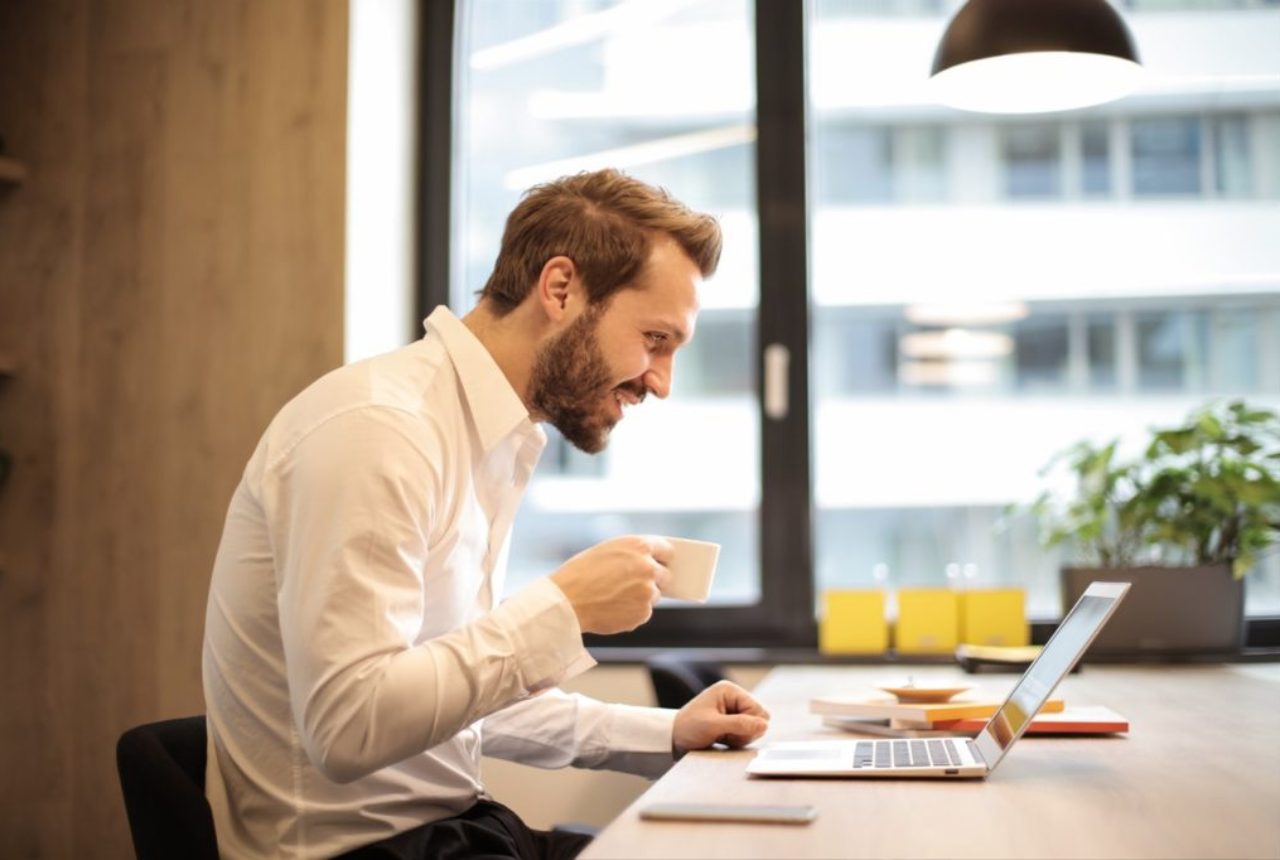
[424,306,538,452]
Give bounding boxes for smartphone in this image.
[639,802,817,825]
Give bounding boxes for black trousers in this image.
[337,800,594,860]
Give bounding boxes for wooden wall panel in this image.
[0,1,348,855]
[0,3,90,857]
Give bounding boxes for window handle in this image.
[764,343,790,420]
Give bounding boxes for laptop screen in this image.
[974,581,1130,769]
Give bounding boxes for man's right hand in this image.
[550,536,673,634]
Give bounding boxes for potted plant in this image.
[1032,400,1280,656]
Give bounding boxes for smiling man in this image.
[202,169,769,860]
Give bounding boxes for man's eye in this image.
[645,332,668,348]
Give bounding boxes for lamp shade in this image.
[930,0,1143,114]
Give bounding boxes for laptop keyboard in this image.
[853,739,964,769]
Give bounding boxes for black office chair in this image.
[117,715,219,860]
[117,715,596,848]
[645,652,728,709]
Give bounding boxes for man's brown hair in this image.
[479,169,722,314]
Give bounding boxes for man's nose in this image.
[643,356,673,399]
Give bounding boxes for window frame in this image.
[419,1,1280,650]
[418,0,817,648]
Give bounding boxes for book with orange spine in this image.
[810,694,1065,724]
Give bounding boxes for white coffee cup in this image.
[659,537,721,603]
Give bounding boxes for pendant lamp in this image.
[930,0,1143,114]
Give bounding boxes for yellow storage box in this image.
[819,590,889,655]
[959,588,1029,647]
[895,588,960,654]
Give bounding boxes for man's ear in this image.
[535,255,579,322]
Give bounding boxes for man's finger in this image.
[651,561,673,595]
[717,715,769,747]
[642,534,675,565]
[714,683,771,719]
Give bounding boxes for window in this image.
[1014,314,1070,391]
[1087,315,1118,390]
[813,311,900,395]
[424,1,1280,641]
[1003,124,1062,199]
[1080,121,1112,197]
[1212,115,1253,198]
[806,1,1280,621]
[434,0,814,646]
[1136,310,1207,390]
[814,125,893,204]
[1132,117,1201,196]
[456,0,763,609]
[1209,306,1260,390]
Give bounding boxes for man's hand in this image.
[672,681,770,756]
[550,536,673,634]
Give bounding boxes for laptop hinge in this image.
[966,739,984,766]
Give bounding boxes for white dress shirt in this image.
[203,307,677,859]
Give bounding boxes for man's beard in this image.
[528,308,644,454]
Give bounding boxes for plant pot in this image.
[1060,563,1244,658]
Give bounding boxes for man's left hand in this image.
[671,681,770,756]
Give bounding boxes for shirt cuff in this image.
[603,702,679,754]
[589,702,679,778]
[495,577,597,695]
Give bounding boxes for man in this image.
[202,168,770,859]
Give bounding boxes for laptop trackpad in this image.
[753,744,855,772]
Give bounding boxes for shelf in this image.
[0,156,28,184]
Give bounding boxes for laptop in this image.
[747,581,1130,779]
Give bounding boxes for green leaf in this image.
[1225,436,1262,456]
[1196,412,1225,441]
[1238,407,1279,425]
[1237,481,1280,506]
[1151,428,1198,456]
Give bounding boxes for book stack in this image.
[811,693,1128,738]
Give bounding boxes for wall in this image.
[0,1,349,856]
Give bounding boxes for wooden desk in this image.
[582,663,1280,859]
